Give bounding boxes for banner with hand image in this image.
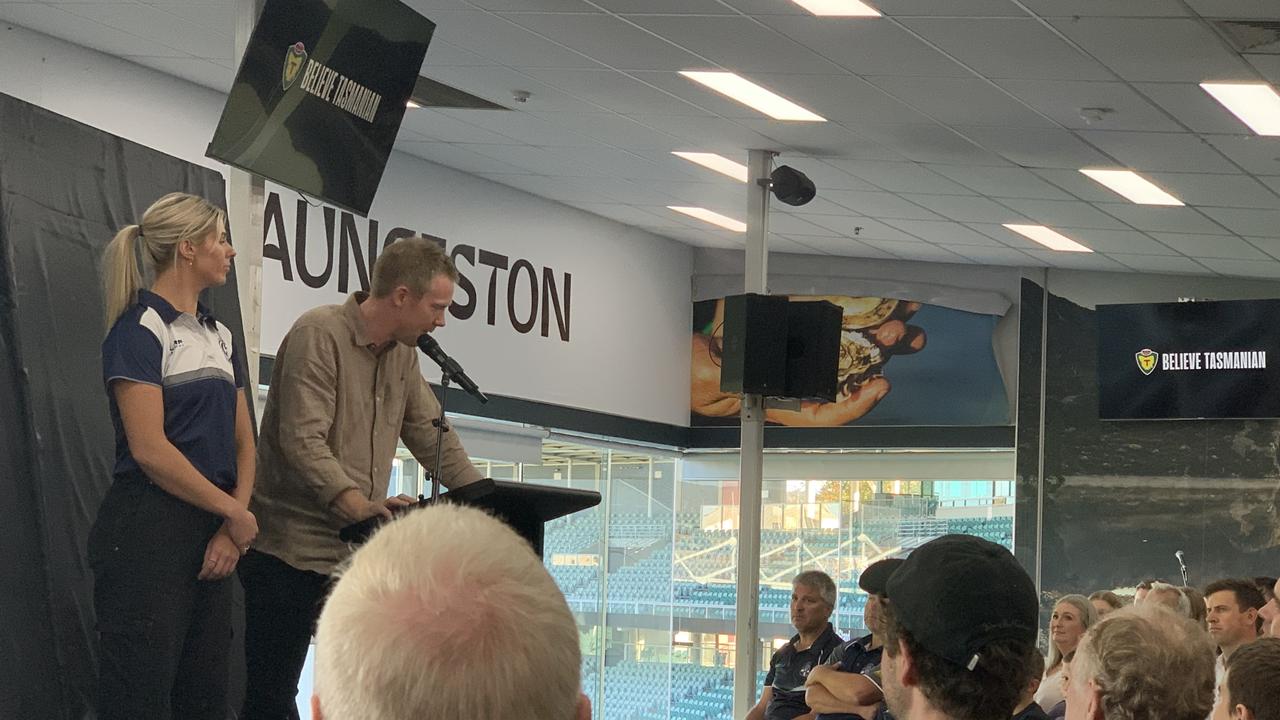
[691,296,1008,427]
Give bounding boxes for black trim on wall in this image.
[259,355,1015,450]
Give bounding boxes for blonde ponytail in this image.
[102,225,143,329]
[100,192,225,330]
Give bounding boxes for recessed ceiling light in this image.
[668,206,748,232]
[672,152,749,182]
[790,0,881,16]
[679,71,826,122]
[406,100,422,108]
[1079,169,1184,206]
[1003,224,1093,253]
[1200,82,1280,136]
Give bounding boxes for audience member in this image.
[878,534,1039,720]
[1147,581,1193,618]
[1088,592,1122,618]
[747,570,844,720]
[1257,577,1279,639]
[1212,636,1280,720]
[311,504,589,720]
[1133,579,1161,606]
[1181,585,1208,630]
[1037,595,1098,713]
[807,559,900,720]
[1263,577,1280,638]
[1204,579,1265,682]
[1013,650,1049,720]
[1062,604,1214,720]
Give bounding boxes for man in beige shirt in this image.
[240,237,483,720]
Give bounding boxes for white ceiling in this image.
[6,0,1280,277]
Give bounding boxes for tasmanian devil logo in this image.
[1135,348,1158,376]
[282,42,307,90]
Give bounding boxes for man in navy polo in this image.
[805,559,900,720]
[747,571,844,720]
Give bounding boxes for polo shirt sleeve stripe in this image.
[165,367,235,388]
[103,307,165,388]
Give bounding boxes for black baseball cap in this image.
[885,534,1037,671]
[859,558,904,596]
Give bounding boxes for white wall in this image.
[1,23,694,426]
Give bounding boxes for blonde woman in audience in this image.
[1181,585,1208,630]
[1037,594,1098,713]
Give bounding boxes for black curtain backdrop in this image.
[0,92,252,720]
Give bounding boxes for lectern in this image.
[339,479,601,557]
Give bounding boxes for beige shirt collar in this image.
[343,291,374,348]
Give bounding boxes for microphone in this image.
[417,333,488,404]
[1175,550,1185,564]
[1175,550,1189,585]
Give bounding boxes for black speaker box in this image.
[719,293,788,396]
[784,300,841,402]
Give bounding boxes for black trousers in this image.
[89,476,232,720]
[239,549,330,720]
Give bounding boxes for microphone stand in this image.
[423,370,452,504]
[1178,558,1190,587]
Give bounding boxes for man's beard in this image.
[883,658,911,718]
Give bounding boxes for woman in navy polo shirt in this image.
[92,192,258,720]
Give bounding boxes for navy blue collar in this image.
[138,289,216,328]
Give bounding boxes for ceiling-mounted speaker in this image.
[770,165,817,206]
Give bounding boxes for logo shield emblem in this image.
[1135,348,1158,376]
[282,42,307,90]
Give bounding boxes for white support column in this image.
[229,0,266,390]
[732,148,773,720]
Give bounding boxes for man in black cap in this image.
[879,534,1039,720]
[805,558,902,720]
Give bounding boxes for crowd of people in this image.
[750,560,1280,720]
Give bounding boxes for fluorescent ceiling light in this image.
[672,152,749,182]
[679,71,826,122]
[406,100,421,108]
[1003,224,1093,253]
[668,206,748,232]
[790,0,881,16]
[1079,169,1184,206]
[1200,82,1280,136]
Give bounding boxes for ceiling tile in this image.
[1131,83,1254,135]
[769,213,843,238]
[759,15,971,77]
[777,235,898,259]
[462,143,612,177]
[957,128,1113,168]
[403,143,535,176]
[1196,258,1280,279]
[525,112,680,150]
[1019,0,1189,16]
[1182,0,1280,18]
[498,12,708,71]
[1109,254,1209,274]
[0,3,188,58]
[946,246,1046,267]
[864,76,1056,128]
[1204,137,1280,176]
[880,219,1005,246]
[1022,249,1130,271]
[823,160,974,194]
[401,109,520,144]
[622,114,781,151]
[435,108,601,146]
[56,1,230,60]
[927,166,1075,201]
[601,0,735,12]
[1076,131,1238,173]
[797,214,927,242]
[625,16,844,74]
[427,10,606,69]
[1096,205,1233,234]
[867,0,1027,15]
[899,19,1112,81]
[738,73,934,126]
[1049,18,1253,82]
[1029,169,1128,202]
[1241,236,1280,262]
[420,66,598,113]
[995,80,1182,132]
[814,190,944,221]
[997,199,1130,230]
[522,68,708,115]
[1037,228,1174,255]
[1196,207,1280,236]
[897,194,1025,224]
[768,235,831,255]
[861,240,974,264]
[1248,55,1280,85]
[736,117,889,157]
[1150,233,1269,260]
[124,56,234,93]
[787,162,883,192]
[1146,173,1280,210]
[847,123,1010,166]
[572,202,693,228]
